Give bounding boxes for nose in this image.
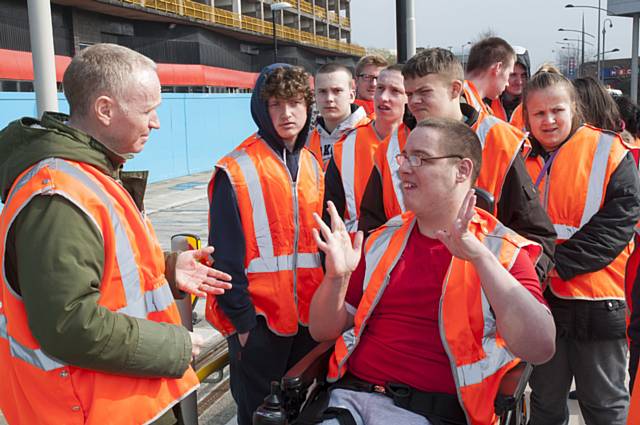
[149,110,160,130]
[408,93,421,106]
[282,103,295,117]
[397,155,413,174]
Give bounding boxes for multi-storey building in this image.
[0,0,365,92]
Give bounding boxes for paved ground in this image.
[0,171,616,424]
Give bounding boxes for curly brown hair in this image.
[261,66,314,106]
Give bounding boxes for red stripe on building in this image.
[0,48,259,88]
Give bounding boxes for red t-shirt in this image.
[344,226,546,395]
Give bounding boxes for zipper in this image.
[280,145,300,313]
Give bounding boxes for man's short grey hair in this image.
[63,43,157,117]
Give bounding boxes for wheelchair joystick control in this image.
[253,381,288,425]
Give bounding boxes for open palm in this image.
[312,201,364,279]
[175,246,232,297]
[435,190,486,261]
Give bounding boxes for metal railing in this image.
[119,0,363,55]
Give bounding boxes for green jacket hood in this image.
[0,112,125,203]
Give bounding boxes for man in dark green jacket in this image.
[0,44,231,424]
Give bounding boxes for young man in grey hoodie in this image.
[307,63,370,166]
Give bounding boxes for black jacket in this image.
[528,138,640,281]
[208,64,312,333]
[529,136,640,384]
[357,104,557,281]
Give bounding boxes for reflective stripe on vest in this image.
[464,81,483,112]
[332,213,520,378]
[225,149,322,274]
[385,129,405,213]
[341,131,359,232]
[328,211,537,424]
[0,156,199,425]
[551,132,614,240]
[452,220,516,388]
[0,313,64,371]
[530,126,630,301]
[3,159,175,319]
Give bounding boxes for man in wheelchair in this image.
[304,118,556,425]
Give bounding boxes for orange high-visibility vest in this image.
[525,125,630,300]
[375,114,526,218]
[354,98,376,118]
[491,97,508,122]
[332,121,383,234]
[373,123,410,220]
[472,113,528,211]
[328,209,542,425]
[0,158,199,425]
[463,80,493,116]
[307,114,372,167]
[206,134,325,337]
[490,99,526,133]
[510,103,526,133]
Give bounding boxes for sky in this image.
[349,0,636,71]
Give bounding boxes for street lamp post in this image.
[558,42,580,77]
[461,41,471,69]
[566,3,618,81]
[558,27,595,74]
[563,37,594,46]
[271,2,292,63]
[601,18,613,81]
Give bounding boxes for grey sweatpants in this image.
[529,336,629,425]
[320,388,433,425]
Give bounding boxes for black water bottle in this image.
[253,381,288,425]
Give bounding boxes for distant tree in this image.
[473,28,497,42]
[365,47,397,65]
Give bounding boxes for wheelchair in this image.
[254,340,532,425]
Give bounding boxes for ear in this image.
[491,62,502,77]
[349,79,356,102]
[94,95,115,127]
[450,79,463,99]
[456,158,474,183]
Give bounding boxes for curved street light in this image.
[595,47,620,57]
[559,25,594,74]
[565,3,619,81]
[563,37,594,46]
[601,18,614,81]
[558,28,595,39]
[271,2,293,63]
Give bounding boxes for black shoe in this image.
[568,390,577,400]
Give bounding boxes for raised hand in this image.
[435,190,488,262]
[175,246,232,297]
[312,201,364,279]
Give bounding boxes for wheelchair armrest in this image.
[498,362,532,397]
[284,340,335,386]
[494,361,533,416]
[473,187,495,214]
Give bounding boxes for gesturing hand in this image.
[312,201,364,279]
[435,190,488,262]
[175,246,232,297]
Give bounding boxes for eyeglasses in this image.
[357,74,378,83]
[395,153,463,167]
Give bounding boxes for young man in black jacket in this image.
[207,64,323,425]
